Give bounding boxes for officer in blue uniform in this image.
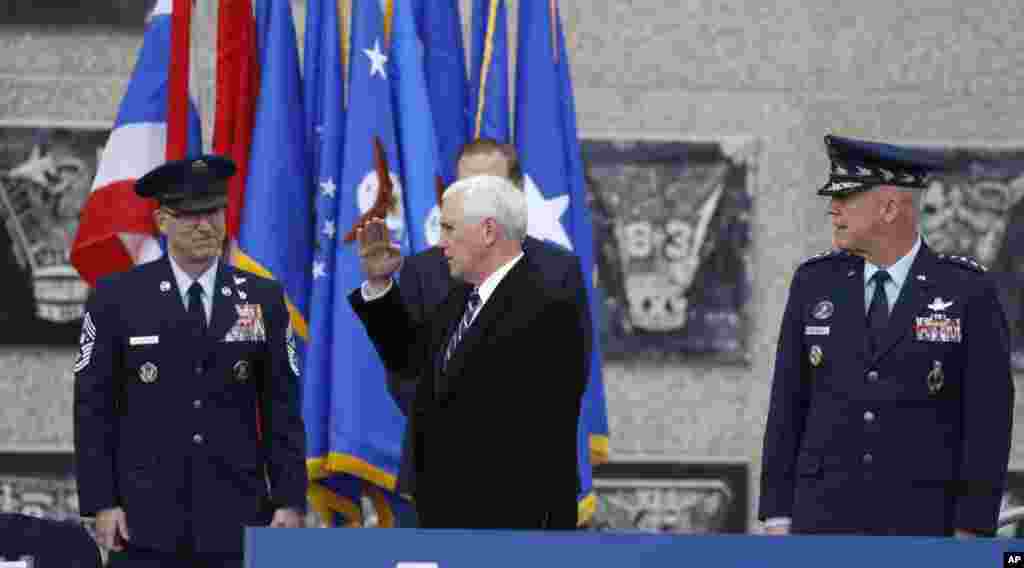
[73,156,306,567]
[760,135,1014,536]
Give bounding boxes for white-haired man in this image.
[350,175,587,529]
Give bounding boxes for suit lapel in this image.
[872,245,938,363]
[831,255,869,364]
[440,260,530,390]
[152,257,192,338]
[432,283,471,397]
[207,261,239,344]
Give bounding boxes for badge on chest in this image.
[914,297,961,343]
[224,303,267,342]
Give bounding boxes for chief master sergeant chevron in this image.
[759,135,1014,536]
[73,155,306,567]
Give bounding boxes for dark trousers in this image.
[108,545,241,568]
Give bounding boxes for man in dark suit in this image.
[760,135,1014,536]
[73,156,306,567]
[0,513,102,567]
[350,174,587,529]
[390,140,591,515]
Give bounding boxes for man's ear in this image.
[481,217,500,246]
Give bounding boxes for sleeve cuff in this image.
[361,279,393,301]
[763,517,792,529]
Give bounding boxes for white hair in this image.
[444,174,528,242]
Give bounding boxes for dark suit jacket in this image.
[0,513,101,567]
[391,236,591,496]
[350,254,587,529]
[73,257,306,554]
[760,244,1014,536]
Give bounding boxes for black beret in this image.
[135,154,236,212]
[818,135,946,197]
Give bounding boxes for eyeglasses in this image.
[162,207,224,224]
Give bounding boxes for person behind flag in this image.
[350,174,586,529]
[388,138,592,525]
[760,135,1014,537]
[73,155,306,567]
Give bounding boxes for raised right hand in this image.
[95,507,130,551]
[357,217,403,288]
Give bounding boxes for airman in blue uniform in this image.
[760,135,1014,536]
[73,156,307,567]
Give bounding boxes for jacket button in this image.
[862,452,873,464]
[192,433,204,445]
[863,410,875,423]
[194,363,204,375]
[866,370,879,382]
[193,399,202,409]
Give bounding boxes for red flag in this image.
[213,0,259,242]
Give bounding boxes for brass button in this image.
[194,363,204,375]
[863,410,875,423]
[193,399,202,409]
[866,370,879,382]
[192,433,204,445]
[862,452,873,465]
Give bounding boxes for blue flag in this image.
[515,0,611,523]
[327,0,408,496]
[417,0,468,184]
[301,0,365,527]
[391,0,442,254]
[469,0,510,142]
[236,0,312,339]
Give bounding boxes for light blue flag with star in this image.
[327,0,410,505]
[515,0,611,523]
[301,0,366,527]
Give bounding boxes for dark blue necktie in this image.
[444,289,481,369]
[187,281,206,333]
[867,270,891,355]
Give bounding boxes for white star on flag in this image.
[312,260,327,279]
[319,177,336,198]
[322,220,336,239]
[363,39,388,79]
[523,175,572,250]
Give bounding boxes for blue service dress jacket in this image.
[73,257,306,554]
[760,244,1014,535]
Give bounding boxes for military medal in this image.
[160,281,171,292]
[233,360,250,382]
[809,345,823,367]
[139,362,158,384]
[927,360,944,395]
[812,300,834,320]
[222,286,232,297]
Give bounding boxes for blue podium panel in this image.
[247,528,1024,568]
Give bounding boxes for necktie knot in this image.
[467,289,481,312]
[871,270,891,286]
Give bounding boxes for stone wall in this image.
[2,1,1023,529]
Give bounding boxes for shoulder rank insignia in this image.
[938,254,986,273]
[802,249,845,266]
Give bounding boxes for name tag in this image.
[129,335,160,346]
[805,326,830,336]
